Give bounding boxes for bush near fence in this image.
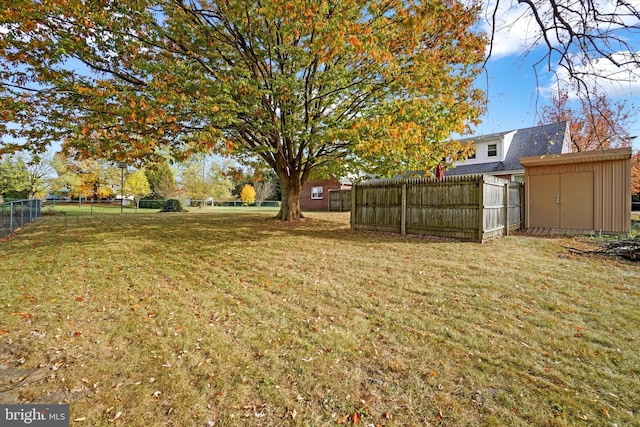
[351,175,523,242]
[139,199,166,209]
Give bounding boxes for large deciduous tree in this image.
[179,157,233,203]
[125,169,152,209]
[50,152,120,199]
[0,0,486,220]
[145,162,179,200]
[0,153,52,199]
[0,156,28,199]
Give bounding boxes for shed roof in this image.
[520,147,632,166]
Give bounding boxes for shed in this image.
[520,147,632,234]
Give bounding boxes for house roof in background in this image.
[445,121,569,176]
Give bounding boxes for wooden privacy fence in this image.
[328,189,352,212]
[351,175,523,242]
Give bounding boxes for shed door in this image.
[529,172,594,229]
[560,172,593,229]
[529,174,560,228]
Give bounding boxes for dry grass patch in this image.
[0,211,638,426]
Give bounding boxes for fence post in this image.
[520,183,526,230]
[478,176,484,242]
[401,182,407,237]
[350,185,356,229]
[9,203,14,233]
[504,183,509,236]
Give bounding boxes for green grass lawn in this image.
[1,211,638,426]
[42,203,280,216]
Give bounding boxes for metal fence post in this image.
[401,182,407,237]
[9,202,14,233]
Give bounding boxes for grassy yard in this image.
[0,211,638,426]
[41,203,280,216]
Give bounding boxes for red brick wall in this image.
[300,179,346,211]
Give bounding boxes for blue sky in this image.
[474,52,640,152]
[471,0,640,152]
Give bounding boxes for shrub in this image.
[160,199,186,212]
[139,199,165,209]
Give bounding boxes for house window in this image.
[468,152,476,159]
[488,144,497,157]
[311,186,323,200]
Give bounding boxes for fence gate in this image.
[328,189,352,212]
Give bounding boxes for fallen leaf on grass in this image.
[12,312,33,319]
[337,412,361,424]
[0,330,9,335]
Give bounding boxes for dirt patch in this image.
[0,342,83,404]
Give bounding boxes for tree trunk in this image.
[275,174,304,221]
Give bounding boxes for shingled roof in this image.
[445,122,571,176]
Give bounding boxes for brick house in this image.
[300,177,352,211]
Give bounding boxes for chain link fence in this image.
[0,199,42,238]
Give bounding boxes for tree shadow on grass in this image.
[3,211,476,257]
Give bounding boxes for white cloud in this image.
[480,0,546,58]
[543,50,640,100]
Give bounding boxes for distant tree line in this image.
[0,151,281,205]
